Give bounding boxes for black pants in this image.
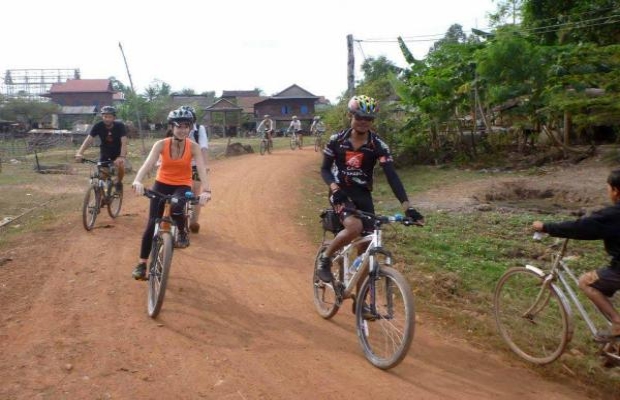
[139,181,191,259]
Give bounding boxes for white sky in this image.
[1,0,496,103]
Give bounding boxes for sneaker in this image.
[317,254,333,282]
[115,181,123,193]
[189,222,200,234]
[176,231,190,248]
[132,262,147,281]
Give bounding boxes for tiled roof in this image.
[205,98,242,111]
[235,96,268,114]
[49,79,113,93]
[272,84,318,99]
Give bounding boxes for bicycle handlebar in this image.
[144,189,199,203]
[344,208,423,227]
[81,159,114,167]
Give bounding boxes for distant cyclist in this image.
[130,108,211,280]
[75,106,127,192]
[310,115,325,136]
[316,95,424,283]
[288,115,303,146]
[256,114,275,142]
[179,105,209,234]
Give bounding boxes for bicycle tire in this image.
[267,139,273,154]
[312,245,342,319]
[106,182,123,218]
[290,136,296,150]
[82,186,100,231]
[493,267,572,364]
[147,232,174,318]
[356,266,415,370]
[259,140,266,155]
[314,137,322,152]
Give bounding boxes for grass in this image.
[300,162,620,396]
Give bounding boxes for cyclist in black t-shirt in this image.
[316,95,424,282]
[75,106,128,192]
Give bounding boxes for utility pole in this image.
[347,34,355,98]
[118,42,145,154]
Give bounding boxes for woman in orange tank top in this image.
[129,108,212,281]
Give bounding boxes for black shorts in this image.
[329,186,374,232]
[590,267,620,297]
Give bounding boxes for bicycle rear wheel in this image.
[312,245,342,319]
[493,267,572,364]
[107,182,123,218]
[147,232,174,318]
[267,139,273,154]
[356,266,415,370]
[82,186,100,231]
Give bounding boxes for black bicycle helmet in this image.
[100,106,117,116]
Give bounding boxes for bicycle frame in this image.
[515,237,620,365]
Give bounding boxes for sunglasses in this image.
[354,115,375,122]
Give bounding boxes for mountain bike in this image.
[312,209,418,369]
[259,132,273,155]
[142,189,198,318]
[81,159,123,231]
[313,132,324,152]
[493,233,620,366]
[289,130,303,150]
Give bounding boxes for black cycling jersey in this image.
[321,128,408,203]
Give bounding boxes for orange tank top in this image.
[156,138,193,186]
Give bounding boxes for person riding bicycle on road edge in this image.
[130,108,211,280]
[257,114,275,141]
[75,106,127,192]
[179,105,209,234]
[317,94,424,283]
[532,169,620,341]
[288,115,303,146]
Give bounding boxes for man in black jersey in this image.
[317,95,424,283]
[75,106,128,192]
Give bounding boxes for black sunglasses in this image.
[354,115,375,122]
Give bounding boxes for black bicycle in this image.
[142,189,199,318]
[81,159,123,231]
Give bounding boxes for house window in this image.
[300,105,308,115]
[281,105,290,115]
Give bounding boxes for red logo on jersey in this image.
[345,151,363,169]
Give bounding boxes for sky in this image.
[1,0,497,104]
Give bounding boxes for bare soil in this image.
[0,147,608,399]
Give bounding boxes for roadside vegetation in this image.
[300,161,620,396]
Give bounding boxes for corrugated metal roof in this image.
[60,106,97,114]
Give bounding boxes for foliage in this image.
[0,98,60,128]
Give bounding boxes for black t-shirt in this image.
[90,121,127,161]
[544,203,620,268]
[322,128,393,190]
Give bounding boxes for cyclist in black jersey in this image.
[317,95,424,282]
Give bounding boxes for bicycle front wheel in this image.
[82,186,100,231]
[356,266,415,370]
[314,137,322,152]
[493,267,572,364]
[147,232,174,318]
[290,136,296,150]
[259,140,266,155]
[312,245,342,319]
[107,182,123,218]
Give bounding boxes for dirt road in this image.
[0,147,596,399]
